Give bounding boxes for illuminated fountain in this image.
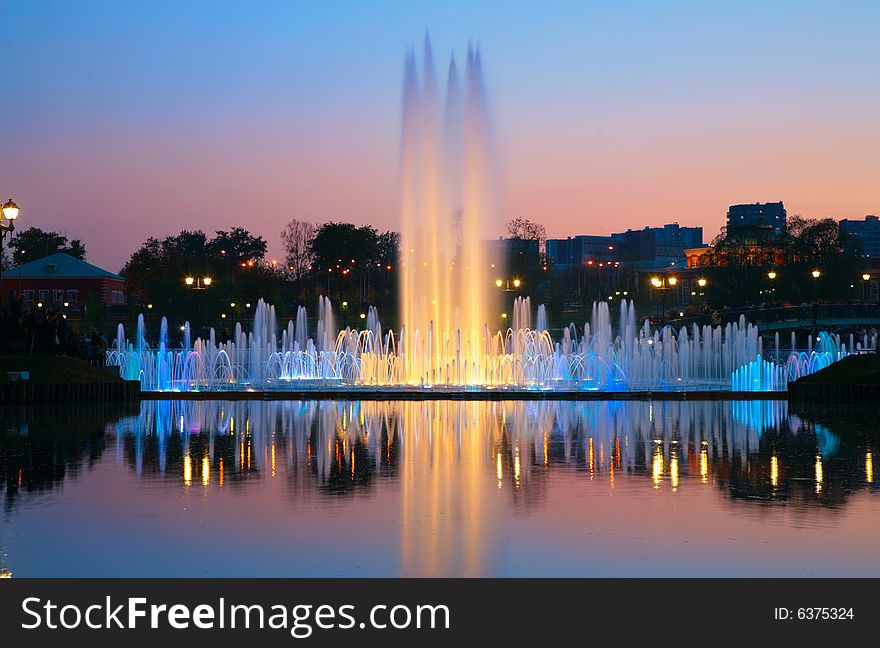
[107,297,870,392]
[105,39,870,393]
[398,37,500,384]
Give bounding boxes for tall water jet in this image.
[399,35,501,385]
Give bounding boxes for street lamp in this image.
[0,198,20,301]
[697,278,707,288]
[648,275,678,319]
[862,273,872,303]
[183,275,213,326]
[494,277,522,292]
[811,269,821,279]
[184,275,212,290]
[767,271,777,280]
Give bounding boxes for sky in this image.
[1,0,879,271]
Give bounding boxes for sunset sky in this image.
[1,0,878,271]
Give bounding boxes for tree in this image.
[506,217,546,252]
[308,223,396,307]
[121,227,275,331]
[9,227,87,264]
[376,230,400,267]
[208,227,268,264]
[504,218,548,300]
[309,223,378,271]
[280,219,316,280]
[702,216,864,306]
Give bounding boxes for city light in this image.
[812,269,821,279]
[863,274,871,281]
[495,278,503,288]
[767,271,777,280]
[512,278,521,288]
[1,198,20,221]
[697,278,707,288]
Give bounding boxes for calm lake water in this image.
[1,399,877,577]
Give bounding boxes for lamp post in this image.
[862,273,872,303]
[695,277,707,312]
[0,198,21,306]
[184,275,213,328]
[765,270,777,301]
[649,274,677,320]
[494,277,522,292]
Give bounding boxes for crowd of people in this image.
[0,294,109,363]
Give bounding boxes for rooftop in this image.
[5,253,124,280]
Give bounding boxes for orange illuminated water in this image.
[398,37,500,385]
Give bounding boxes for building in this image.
[841,215,880,259]
[612,224,704,269]
[727,202,787,234]
[1,253,126,310]
[546,223,703,270]
[545,235,619,268]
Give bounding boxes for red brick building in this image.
[1,252,126,310]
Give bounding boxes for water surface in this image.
[1,399,877,577]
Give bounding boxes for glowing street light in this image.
[184,276,212,290]
[495,278,522,291]
[1,198,21,291]
[697,278,707,288]
[862,273,871,281]
[648,274,678,319]
[767,271,777,280]
[811,269,821,279]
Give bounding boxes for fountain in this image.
[106,296,869,392]
[104,38,870,393]
[398,37,500,384]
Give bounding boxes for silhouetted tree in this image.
[703,216,863,306]
[9,227,87,264]
[280,219,316,280]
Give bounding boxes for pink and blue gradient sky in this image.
[1,0,878,271]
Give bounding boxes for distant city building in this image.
[613,224,704,269]
[840,215,880,258]
[546,223,703,270]
[726,202,787,234]
[1,252,126,310]
[545,235,619,268]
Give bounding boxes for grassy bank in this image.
[0,356,122,384]
[795,353,880,385]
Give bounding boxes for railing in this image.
[666,304,880,330]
